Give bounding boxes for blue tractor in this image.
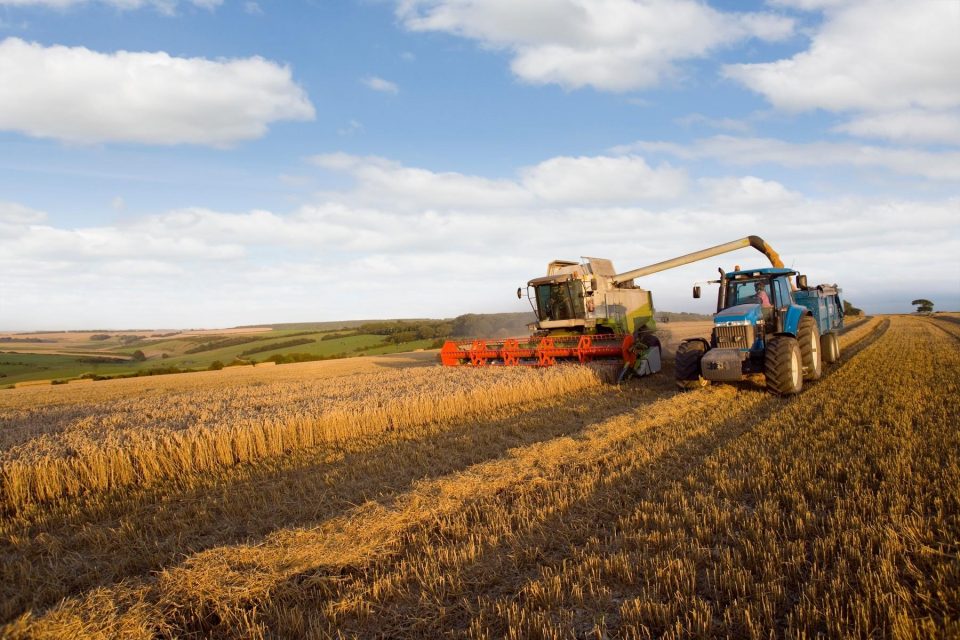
[676,267,845,395]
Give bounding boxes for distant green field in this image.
[0,313,544,388]
[0,353,144,386]
[0,330,439,388]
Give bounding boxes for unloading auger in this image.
[440,236,785,380]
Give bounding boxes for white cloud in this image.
[0,201,46,225]
[699,176,801,208]
[243,1,262,15]
[311,152,688,208]
[396,0,793,91]
[620,135,960,181]
[520,155,687,203]
[834,110,960,147]
[361,75,399,94]
[767,0,855,9]
[0,38,314,146]
[0,0,222,13]
[725,1,960,145]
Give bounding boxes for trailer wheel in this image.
[797,315,822,381]
[821,332,840,364]
[765,336,803,395]
[675,339,708,389]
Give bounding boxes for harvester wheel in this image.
[797,315,822,380]
[675,339,709,389]
[764,335,803,395]
[821,332,840,364]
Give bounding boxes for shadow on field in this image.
[251,383,783,637]
[252,318,894,638]
[2,371,666,622]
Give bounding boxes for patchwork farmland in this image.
[1,315,957,638]
[0,323,452,388]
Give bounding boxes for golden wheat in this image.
[0,362,606,511]
[4,316,957,638]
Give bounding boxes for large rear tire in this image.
[675,339,708,389]
[765,335,803,395]
[797,315,822,381]
[821,332,840,364]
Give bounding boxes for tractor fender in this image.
[781,306,808,337]
[684,337,712,352]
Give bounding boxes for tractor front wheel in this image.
[764,335,803,395]
[675,339,709,389]
[797,315,822,381]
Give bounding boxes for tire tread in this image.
[765,335,802,395]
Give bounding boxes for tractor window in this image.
[723,278,778,310]
[773,277,791,307]
[724,280,759,308]
[534,281,585,321]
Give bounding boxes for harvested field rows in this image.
[2,316,957,638]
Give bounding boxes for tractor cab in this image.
[716,267,802,338]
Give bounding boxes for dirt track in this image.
[2,315,957,638]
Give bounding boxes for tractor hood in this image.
[715,303,763,325]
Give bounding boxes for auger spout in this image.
[611,235,783,285]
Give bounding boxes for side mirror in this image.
[796,275,808,289]
[693,285,701,299]
[517,287,523,299]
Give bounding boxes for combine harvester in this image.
[441,236,810,383]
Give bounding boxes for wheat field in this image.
[1,315,957,638]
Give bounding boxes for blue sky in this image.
[1,0,958,329]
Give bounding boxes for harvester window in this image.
[534,281,586,322]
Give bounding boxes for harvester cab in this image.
[525,257,655,337]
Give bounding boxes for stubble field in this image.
[1,316,957,638]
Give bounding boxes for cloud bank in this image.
[2,149,957,329]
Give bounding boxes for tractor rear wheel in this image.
[797,315,822,380]
[821,332,840,364]
[675,339,708,389]
[764,335,803,395]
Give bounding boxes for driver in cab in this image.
[755,282,772,308]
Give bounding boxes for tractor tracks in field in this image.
[229,316,939,639]
[926,315,960,345]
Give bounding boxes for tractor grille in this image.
[714,324,754,349]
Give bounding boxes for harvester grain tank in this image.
[676,265,845,395]
[440,236,792,380]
